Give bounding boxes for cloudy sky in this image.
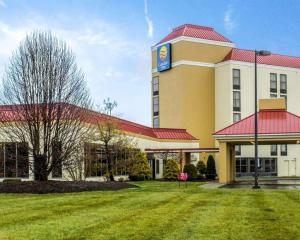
[0,0,300,126]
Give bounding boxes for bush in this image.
[3,178,22,183]
[128,151,151,181]
[206,155,217,180]
[164,158,179,181]
[196,160,206,177]
[183,164,198,181]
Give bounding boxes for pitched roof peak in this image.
[172,24,214,32]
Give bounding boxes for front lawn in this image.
[0,181,299,240]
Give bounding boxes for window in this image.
[270,144,277,156]
[153,117,159,128]
[152,76,159,96]
[233,113,241,122]
[233,69,240,89]
[17,143,29,178]
[270,93,277,98]
[156,159,160,174]
[0,143,29,178]
[233,91,241,111]
[235,145,241,155]
[153,96,159,116]
[280,144,287,156]
[270,73,277,93]
[280,74,287,94]
[52,142,62,178]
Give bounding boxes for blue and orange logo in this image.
[157,43,171,72]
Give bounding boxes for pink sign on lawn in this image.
[178,172,188,181]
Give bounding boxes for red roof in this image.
[0,104,197,141]
[222,48,300,69]
[157,24,232,45]
[215,110,300,136]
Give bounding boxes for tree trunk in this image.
[34,154,48,181]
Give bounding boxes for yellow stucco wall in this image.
[152,41,232,69]
[152,40,232,153]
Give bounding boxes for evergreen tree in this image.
[129,151,151,181]
[206,155,217,180]
[183,164,198,181]
[196,160,207,179]
[164,158,179,181]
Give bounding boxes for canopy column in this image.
[218,142,235,184]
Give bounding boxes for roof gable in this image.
[214,110,300,136]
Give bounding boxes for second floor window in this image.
[233,91,241,111]
[153,96,159,116]
[152,76,159,96]
[280,74,287,94]
[233,69,240,89]
[270,73,277,93]
[233,113,241,122]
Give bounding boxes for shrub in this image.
[196,160,206,176]
[206,155,217,180]
[183,164,198,181]
[3,178,22,183]
[164,158,179,181]
[128,151,151,181]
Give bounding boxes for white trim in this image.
[151,36,235,50]
[216,60,300,73]
[214,133,300,140]
[152,60,215,73]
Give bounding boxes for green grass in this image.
[0,181,299,240]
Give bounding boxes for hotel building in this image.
[152,24,300,177]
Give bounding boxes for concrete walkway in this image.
[200,182,225,189]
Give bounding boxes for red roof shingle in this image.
[157,24,232,45]
[214,110,300,136]
[222,48,300,69]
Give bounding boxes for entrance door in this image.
[289,160,296,176]
[283,160,296,176]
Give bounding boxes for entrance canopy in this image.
[213,99,300,183]
[214,109,300,145]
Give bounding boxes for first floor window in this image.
[270,144,277,156]
[280,144,287,156]
[0,143,29,178]
[156,159,160,174]
[52,142,62,178]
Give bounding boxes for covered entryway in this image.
[145,148,219,179]
[214,99,300,184]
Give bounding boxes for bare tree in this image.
[0,31,91,181]
[94,98,135,181]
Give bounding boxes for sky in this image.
[0,0,300,126]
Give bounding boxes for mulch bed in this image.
[0,181,135,194]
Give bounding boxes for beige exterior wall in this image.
[215,61,300,177]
